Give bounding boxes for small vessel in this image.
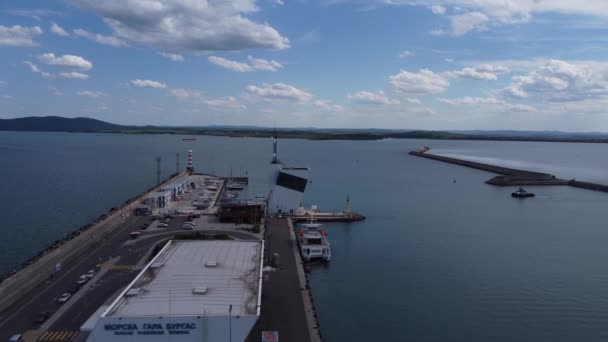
[512,187,535,198]
[182,138,197,141]
[297,220,331,262]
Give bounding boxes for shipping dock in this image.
[0,136,356,342]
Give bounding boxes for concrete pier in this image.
[409,149,608,193]
[248,218,322,342]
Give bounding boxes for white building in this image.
[161,176,190,198]
[85,240,264,341]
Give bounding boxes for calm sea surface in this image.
[2,132,608,341]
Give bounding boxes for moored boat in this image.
[297,220,331,262]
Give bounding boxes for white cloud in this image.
[440,96,537,112]
[440,96,504,105]
[77,90,105,97]
[0,25,42,46]
[71,0,289,52]
[315,99,344,112]
[205,96,246,111]
[0,80,5,86]
[208,56,283,72]
[268,0,285,5]
[431,5,446,14]
[38,53,93,70]
[246,83,312,102]
[130,79,167,89]
[390,69,449,95]
[348,90,399,105]
[170,89,203,101]
[73,29,128,47]
[50,22,69,36]
[445,58,454,63]
[406,97,421,104]
[157,52,184,62]
[399,50,414,58]
[447,64,510,80]
[24,61,40,73]
[57,72,90,79]
[48,86,63,96]
[503,59,608,102]
[449,11,489,36]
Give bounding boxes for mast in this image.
[271,128,280,164]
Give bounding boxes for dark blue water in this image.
[2,132,608,341]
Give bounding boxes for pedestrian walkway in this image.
[38,330,79,341]
[109,264,136,271]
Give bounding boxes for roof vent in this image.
[125,288,140,297]
[193,286,208,295]
[205,261,218,268]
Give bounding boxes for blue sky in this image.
[2,0,608,131]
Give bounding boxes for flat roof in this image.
[104,240,263,317]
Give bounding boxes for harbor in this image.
[409,148,608,193]
[0,136,358,342]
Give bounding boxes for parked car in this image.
[157,222,169,228]
[8,334,22,342]
[57,293,71,303]
[85,269,95,279]
[182,224,194,230]
[129,231,141,239]
[76,275,88,286]
[32,311,49,324]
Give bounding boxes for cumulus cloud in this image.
[77,90,105,97]
[73,28,128,47]
[24,61,41,73]
[56,72,90,79]
[208,56,283,72]
[440,96,537,112]
[0,25,42,46]
[205,96,246,111]
[50,22,69,36]
[246,83,312,102]
[170,89,202,101]
[390,69,449,95]
[431,5,446,15]
[130,79,167,89]
[71,0,289,52]
[348,90,399,105]
[38,53,93,70]
[447,64,510,80]
[157,52,184,62]
[399,50,414,58]
[48,86,63,96]
[314,99,344,112]
[502,59,608,102]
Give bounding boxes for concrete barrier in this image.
[0,172,187,312]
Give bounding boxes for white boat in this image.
[297,221,331,262]
[206,185,218,191]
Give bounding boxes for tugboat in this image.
[297,219,331,262]
[512,187,535,198]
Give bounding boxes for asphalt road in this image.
[0,215,187,341]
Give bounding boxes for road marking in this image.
[111,264,135,271]
[38,330,79,341]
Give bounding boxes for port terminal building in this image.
[85,240,264,341]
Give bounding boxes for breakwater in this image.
[409,150,608,193]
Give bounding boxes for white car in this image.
[157,222,169,228]
[182,223,194,230]
[85,270,95,279]
[77,275,89,286]
[57,293,71,303]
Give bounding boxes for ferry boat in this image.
[512,187,535,198]
[297,220,331,262]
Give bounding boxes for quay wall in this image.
[0,171,187,312]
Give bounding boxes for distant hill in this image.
[2,116,608,143]
[0,116,126,132]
